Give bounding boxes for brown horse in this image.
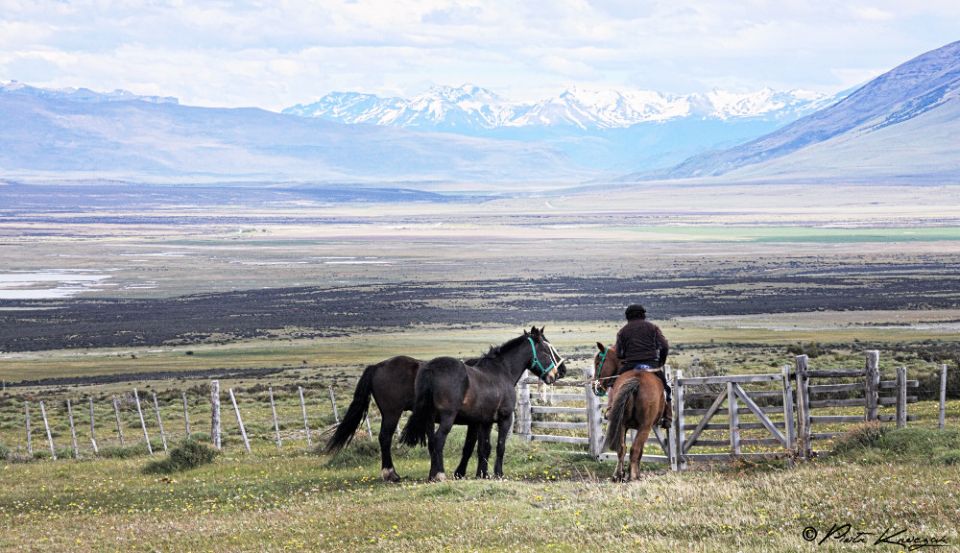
[322,355,483,482]
[595,342,667,482]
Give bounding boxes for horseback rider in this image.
[615,304,672,429]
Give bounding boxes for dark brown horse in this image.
[596,342,667,481]
[322,355,485,482]
[400,327,567,481]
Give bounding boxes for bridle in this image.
[527,336,565,382]
[592,346,617,396]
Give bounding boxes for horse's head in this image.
[526,325,567,384]
[593,341,619,395]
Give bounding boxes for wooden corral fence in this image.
[4,352,951,467]
[794,351,920,458]
[515,350,946,471]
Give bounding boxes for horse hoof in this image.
[431,472,447,483]
[381,468,401,483]
[454,472,465,480]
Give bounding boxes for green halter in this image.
[527,337,558,380]
[592,347,612,397]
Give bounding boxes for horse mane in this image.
[475,334,529,367]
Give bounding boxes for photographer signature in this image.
[803,523,949,550]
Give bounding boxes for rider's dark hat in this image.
[625,304,646,320]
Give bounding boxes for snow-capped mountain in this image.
[284,84,517,131]
[1,81,178,105]
[284,84,839,132]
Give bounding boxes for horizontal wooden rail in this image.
[531,421,587,430]
[878,396,918,405]
[684,405,783,416]
[599,452,669,464]
[688,437,783,447]
[698,421,786,431]
[531,406,586,415]
[530,434,589,445]
[809,383,863,393]
[806,369,866,378]
[809,398,865,408]
[810,415,865,424]
[879,380,919,389]
[682,452,786,461]
[679,374,781,386]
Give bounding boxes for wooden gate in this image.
[672,369,795,470]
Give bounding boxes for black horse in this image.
[323,355,487,482]
[400,326,566,481]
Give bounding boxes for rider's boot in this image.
[660,400,674,429]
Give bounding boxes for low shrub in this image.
[831,422,887,455]
[144,439,218,474]
[0,442,9,460]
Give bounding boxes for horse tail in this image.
[323,362,378,454]
[399,369,435,447]
[603,378,641,452]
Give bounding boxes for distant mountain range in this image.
[283,85,843,172]
[3,39,957,188]
[641,39,960,182]
[0,82,582,184]
[284,85,837,131]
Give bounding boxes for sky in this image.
[1,1,959,111]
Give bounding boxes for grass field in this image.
[0,421,958,552]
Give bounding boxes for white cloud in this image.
[0,1,958,109]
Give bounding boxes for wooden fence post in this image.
[182,392,191,438]
[269,386,282,449]
[152,392,168,452]
[939,365,948,430]
[88,398,98,455]
[133,389,153,455]
[794,355,811,459]
[25,402,33,456]
[66,399,80,459]
[727,382,740,456]
[667,367,677,471]
[299,386,312,446]
[896,366,907,428]
[781,365,796,449]
[583,366,602,459]
[210,380,221,450]
[328,386,340,424]
[39,400,56,460]
[365,416,373,438]
[673,368,685,471]
[113,396,125,446]
[864,350,880,421]
[229,389,251,453]
[516,371,532,440]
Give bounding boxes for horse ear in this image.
[540,325,546,335]
[596,341,605,352]
[530,325,539,337]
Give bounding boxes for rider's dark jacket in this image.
[615,319,669,369]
